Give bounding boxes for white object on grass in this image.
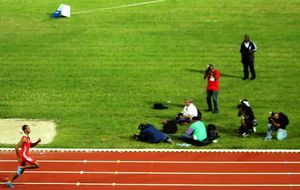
[58,4,71,17]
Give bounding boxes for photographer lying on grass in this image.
[134,123,174,144]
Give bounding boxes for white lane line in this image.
[73,0,166,15]
[11,182,300,187]
[1,160,300,164]
[1,170,300,175]
[1,148,300,153]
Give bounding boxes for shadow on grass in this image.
[254,131,266,138]
[146,101,182,109]
[187,69,242,79]
[217,125,235,135]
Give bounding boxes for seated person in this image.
[176,98,200,124]
[264,112,289,141]
[237,99,257,137]
[181,116,207,143]
[134,123,173,144]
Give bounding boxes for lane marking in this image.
[1,160,300,164]
[10,182,300,187]
[72,0,165,15]
[1,170,300,175]
[1,148,300,153]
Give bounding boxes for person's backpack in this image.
[206,124,219,141]
[163,120,178,134]
[191,124,219,146]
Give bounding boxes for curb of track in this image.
[0,148,299,153]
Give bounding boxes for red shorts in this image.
[19,154,37,166]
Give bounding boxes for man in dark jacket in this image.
[134,123,173,144]
[240,34,257,80]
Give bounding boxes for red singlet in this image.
[19,135,36,165]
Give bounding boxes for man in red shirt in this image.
[204,64,220,113]
[5,125,41,188]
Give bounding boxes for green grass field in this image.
[1,0,299,149]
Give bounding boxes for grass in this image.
[0,0,299,149]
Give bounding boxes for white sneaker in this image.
[166,138,174,144]
[242,133,249,137]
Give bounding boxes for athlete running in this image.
[5,124,41,188]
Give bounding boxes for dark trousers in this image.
[175,113,191,124]
[206,90,218,112]
[242,60,256,79]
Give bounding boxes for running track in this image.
[1,149,300,190]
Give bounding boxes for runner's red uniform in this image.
[19,135,36,165]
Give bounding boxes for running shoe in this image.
[5,181,15,188]
[17,166,23,176]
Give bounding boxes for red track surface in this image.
[1,150,300,190]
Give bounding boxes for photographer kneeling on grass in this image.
[237,99,257,137]
[264,112,289,141]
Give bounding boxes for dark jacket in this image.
[240,41,257,63]
[138,123,167,143]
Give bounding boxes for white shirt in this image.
[244,42,250,48]
[182,103,198,117]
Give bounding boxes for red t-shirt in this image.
[206,69,220,91]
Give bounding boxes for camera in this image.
[206,65,213,71]
[268,112,275,122]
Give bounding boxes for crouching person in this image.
[134,123,173,144]
[264,112,289,141]
[181,116,207,144]
[237,99,257,137]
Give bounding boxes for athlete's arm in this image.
[15,137,25,160]
[30,138,41,148]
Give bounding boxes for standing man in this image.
[5,125,41,188]
[204,64,220,113]
[240,34,257,80]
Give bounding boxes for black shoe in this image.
[243,77,248,80]
[212,110,219,113]
[133,134,139,139]
[250,77,255,80]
